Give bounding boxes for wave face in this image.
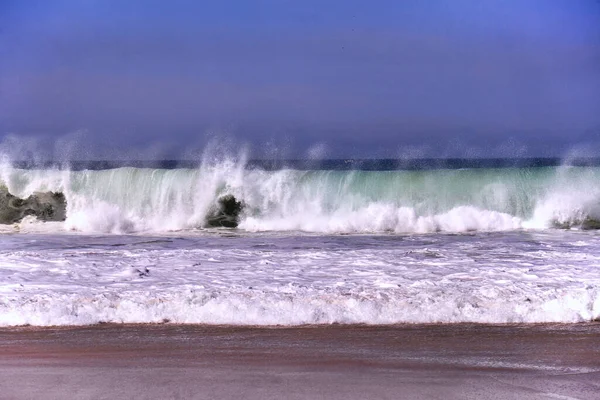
[2,161,600,233]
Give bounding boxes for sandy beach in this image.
[0,323,599,399]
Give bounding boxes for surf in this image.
[2,158,600,234]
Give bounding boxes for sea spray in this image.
[2,159,600,233]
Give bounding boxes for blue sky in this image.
[1,0,599,158]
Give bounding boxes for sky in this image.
[0,0,599,159]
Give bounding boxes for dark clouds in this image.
[1,0,599,158]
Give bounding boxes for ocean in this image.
[1,158,599,326]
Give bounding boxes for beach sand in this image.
[1,323,599,399]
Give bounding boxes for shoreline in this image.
[1,323,599,399]
[2,320,600,331]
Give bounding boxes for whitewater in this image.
[3,160,600,234]
[1,158,599,326]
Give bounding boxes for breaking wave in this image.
[2,158,600,234]
[3,285,599,326]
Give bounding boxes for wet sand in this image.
[1,323,599,399]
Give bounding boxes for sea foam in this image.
[1,234,599,327]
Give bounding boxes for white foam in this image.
[2,162,600,234]
[241,205,522,233]
[1,233,599,327]
[2,285,598,327]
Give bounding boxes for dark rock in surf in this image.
[205,194,243,228]
[553,217,600,230]
[580,218,600,230]
[136,267,150,278]
[0,186,67,224]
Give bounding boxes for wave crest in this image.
[2,161,600,234]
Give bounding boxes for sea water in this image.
[1,158,599,326]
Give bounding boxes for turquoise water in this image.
[2,162,600,233]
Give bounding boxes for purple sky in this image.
[1,0,599,158]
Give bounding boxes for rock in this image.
[0,186,67,224]
[580,218,600,230]
[136,267,150,278]
[205,194,243,228]
[552,216,600,230]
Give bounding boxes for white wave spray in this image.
[2,156,600,233]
